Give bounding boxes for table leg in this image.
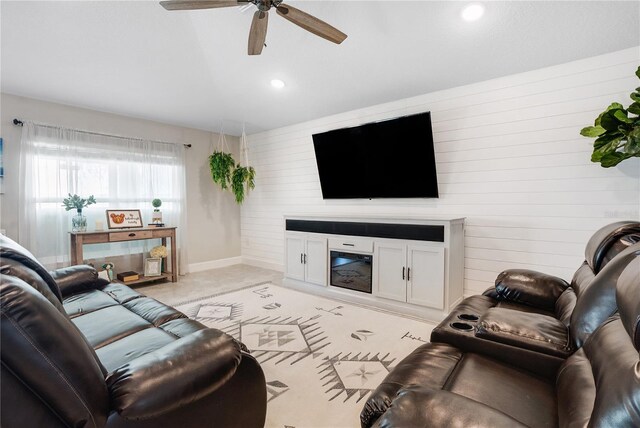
[73,236,84,266]
[70,237,77,265]
[169,232,177,282]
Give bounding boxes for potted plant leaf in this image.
[581,66,640,167]
[231,164,256,204]
[209,151,236,190]
[62,193,97,232]
[230,128,256,204]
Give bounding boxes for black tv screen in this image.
[312,112,438,199]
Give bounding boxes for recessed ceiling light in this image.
[461,3,484,22]
[270,79,285,89]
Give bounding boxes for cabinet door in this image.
[285,234,305,281]
[374,242,407,302]
[305,237,327,286]
[407,245,445,309]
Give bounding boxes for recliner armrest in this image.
[106,329,242,420]
[494,269,569,312]
[50,265,109,297]
[476,307,572,358]
[372,387,527,428]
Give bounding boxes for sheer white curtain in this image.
[18,121,189,274]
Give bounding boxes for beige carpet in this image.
[174,283,435,428]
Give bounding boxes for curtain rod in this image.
[12,118,192,148]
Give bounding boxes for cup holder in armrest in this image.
[450,322,474,331]
[458,314,479,322]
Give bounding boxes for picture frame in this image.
[106,209,144,229]
[144,257,162,277]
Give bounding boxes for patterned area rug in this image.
[174,283,435,428]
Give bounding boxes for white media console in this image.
[283,216,465,321]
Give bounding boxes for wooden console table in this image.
[69,226,178,284]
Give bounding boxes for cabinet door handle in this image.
[407,267,411,281]
[301,253,304,264]
[304,254,307,264]
[128,233,136,237]
[402,266,405,280]
[342,243,355,247]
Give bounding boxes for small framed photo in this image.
[144,258,162,277]
[106,209,143,229]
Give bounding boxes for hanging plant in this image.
[209,150,235,190]
[230,126,256,204]
[231,164,256,203]
[208,125,256,203]
[580,66,640,168]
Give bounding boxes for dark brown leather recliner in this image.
[431,221,640,377]
[362,255,640,428]
[0,235,267,428]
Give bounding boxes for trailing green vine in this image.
[231,165,256,204]
[209,151,235,190]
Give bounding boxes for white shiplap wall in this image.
[241,47,640,296]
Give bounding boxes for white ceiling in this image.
[2,1,639,135]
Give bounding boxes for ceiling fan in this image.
[159,0,348,55]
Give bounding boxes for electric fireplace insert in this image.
[330,250,372,294]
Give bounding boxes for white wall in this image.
[0,94,242,268]
[241,47,640,296]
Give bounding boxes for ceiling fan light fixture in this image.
[159,0,347,55]
[461,3,484,22]
[270,79,285,89]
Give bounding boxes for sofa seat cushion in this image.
[102,283,144,304]
[363,343,557,428]
[64,289,118,318]
[372,386,528,428]
[361,343,462,428]
[96,327,178,373]
[123,297,186,326]
[476,307,571,358]
[444,353,557,427]
[161,317,211,338]
[64,286,212,373]
[72,305,152,349]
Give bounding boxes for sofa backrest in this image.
[569,242,640,348]
[583,221,640,274]
[570,222,640,299]
[0,234,63,304]
[557,258,640,427]
[1,275,109,428]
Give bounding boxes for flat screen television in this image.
[312,111,438,199]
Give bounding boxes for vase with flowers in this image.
[62,193,96,232]
[150,245,169,272]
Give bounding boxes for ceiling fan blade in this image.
[160,1,246,11]
[248,10,269,55]
[276,3,347,44]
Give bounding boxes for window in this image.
[19,122,187,271]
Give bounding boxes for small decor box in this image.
[116,271,139,282]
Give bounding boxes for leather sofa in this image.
[0,235,267,428]
[362,255,640,428]
[431,221,640,377]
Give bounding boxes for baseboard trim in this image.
[189,256,243,273]
[242,256,284,272]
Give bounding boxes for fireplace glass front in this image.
[329,250,372,294]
